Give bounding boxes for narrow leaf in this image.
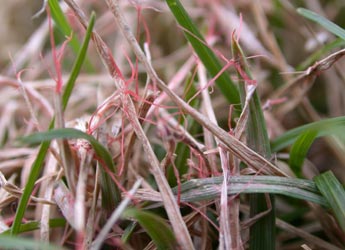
[297,38,345,71]
[289,130,318,178]
[171,176,328,206]
[0,234,66,250]
[11,17,96,235]
[169,78,199,185]
[20,128,120,212]
[271,116,345,152]
[48,0,82,55]
[314,171,345,233]
[165,0,240,106]
[2,219,66,235]
[48,0,93,71]
[297,8,345,41]
[232,35,275,250]
[122,208,177,250]
[62,12,96,109]
[20,128,116,173]
[10,142,51,235]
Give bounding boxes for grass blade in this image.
[2,219,66,235]
[10,142,51,235]
[271,116,345,152]
[91,179,142,250]
[62,12,95,109]
[232,36,275,250]
[10,15,95,235]
[20,128,120,211]
[314,171,345,233]
[165,0,240,106]
[122,208,177,250]
[174,176,328,207]
[297,8,345,41]
[0,234,67,250]
[289,130,318,178]
[297,38,345,71]
[48,0,93,70]
[20,128,116,174]
[169,78,200,185]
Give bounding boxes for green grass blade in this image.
[10,142,51,235]
[62,12,95,109]
[2,219,66,235]
[297,38,345,71]
[232,35,275,250]
[20,128,116,173]
[122,208,177,250]
[314,171,345,232]
[173,176,328,207]
[231,40,271,156]
[289,130,318,178]
[169,78,200,186]
[297,8,345,41]
[121,221,137,243]
[175,176,320,195]
[10,17,96,235]
[271,116,345,152]
[0,234,67,250]
[20,128,120,211]
[165,0,240,106]
[48,0,82,55]
[48,0,93,71]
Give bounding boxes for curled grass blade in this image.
[289,130,318,178]
[20,128,120,211]
[122,208,177,250]
[10,15,95,235]
[165,0,240,106]
[19,128,116,174]
[314,171,345,233]
[271,116,345,152]
[297,8,345,41]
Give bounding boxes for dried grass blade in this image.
[91,179,142,250]
[276,218,343,250]
[198,63,233,249]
